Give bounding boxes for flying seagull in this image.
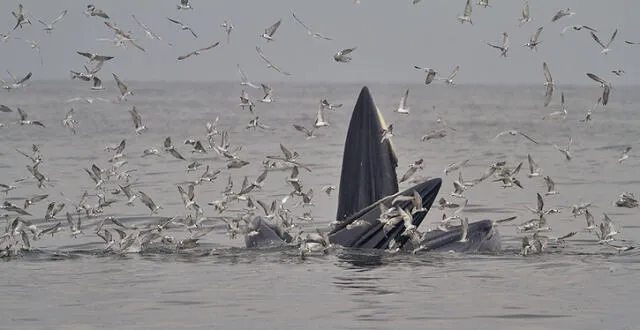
[414,66,437,84]
[237,64,259,88]
[167,17,197,38]
[590,29,618,55]
[457,0,473,24]
[112,73,134,102]
[487,32,509,57]
[551,8,575,22]
[261,19,282,42]
[561,25,597,36]
[441,65,460,86]
[177,0,193,10]
[177,42,220,60]
[395,89,410,114]
[543,62,555,107]
[36,9,67,33]
[524,27,543,51]
[586,73,612,106]
[334,47,357,63]
[221,20,233,44]
[291,12,332,40]
[256,46,291,76]
[132,14,169,45]
[493,130,539,144]
[519,1,531,27]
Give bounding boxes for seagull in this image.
[524,27,543,51]
[457,0,473,24]
[177,0,193,10]
[256,46,291,75]
[544,176,559,195]
[12,4,31,30]
[76,51,114,65]
[441,65,460,86]
[321,185,335,197]
[2,71,32,90]
[553,137,573,161]
[321,99,343,111]
[129,106,147,134]
[66,96,109,104]
[91,76,104,90]
[112,73,134,102]
[167,17,197,38]
[177,42,220,60]
[291,12,332,40]
[237,64,259,89]
[333,47,357,63]
[527,154,541,178]
[258,84,274,103]
[399,158,424,183]
[590,29,618,55]
[551,8,575,22]
[493,130,539,144]
[84,5,109,19]
[17,108,45,127]
[132,14,168,45]
[543,62,555,107]
[476,0,490,8]
[414,66,437,84]
[246,116,270,130]
[221,20,233,44]
[261,19,282,42]
[61,108,78,134]
[395,89,410,114]
[586,73,612,106]
[560,25,597,36]
[36,9,67,33]
[164,137,186,161]
[138,190,161,215]
[380,124,394,144]
[519,1,531,27]
[14,38,43,65]
[542,91,567,120]
[239,90,255,113]
[611,70,625,76]
[314,101,330,128]
[618,146,631,164]
[487,32,509,57]
[293,124,316,140]
[178,184,197,210]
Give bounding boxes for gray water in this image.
[1,82,639,329]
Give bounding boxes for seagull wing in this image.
[448,65,460,80]
[198,42,220,52]
[292,12,312,33]
[265,19,282,37]
[517,131,539,144]
[112,73,127,95]
[167,17,183,25]
[590,32,606,49]
[607,29,618,47]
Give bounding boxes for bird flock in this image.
[0,1,638,259]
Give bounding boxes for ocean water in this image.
[1,81,639,329]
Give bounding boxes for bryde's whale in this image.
[245,86,500,253]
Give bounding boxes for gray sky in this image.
[0,0,637,85]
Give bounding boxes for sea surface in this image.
[1,81,639,330]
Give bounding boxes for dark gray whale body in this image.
[245,86,500,253]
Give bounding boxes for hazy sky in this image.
[0,0,637,85]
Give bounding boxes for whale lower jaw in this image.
[403,220,501,253]
[243,216,501,254]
